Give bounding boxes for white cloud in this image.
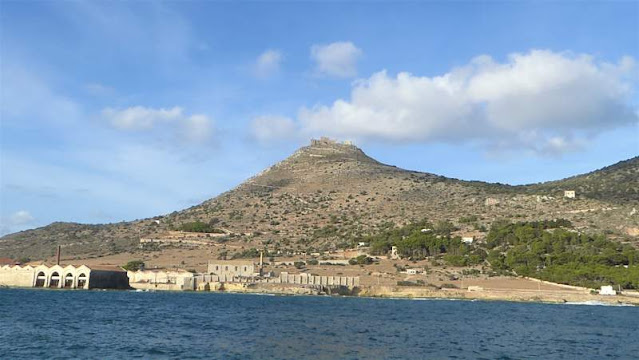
[9,210,35,226]
[0,210,37,235]
[311,41,362,78]
[101,106,214,143]
[182,114,214,143]
[292,50,637,155]
[254,50,283,78]
[250,115,297,143]
[102,106,183,130]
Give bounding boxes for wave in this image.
[564,300,635,307]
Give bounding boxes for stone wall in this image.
[279,272,360,287]
[127,270,195,290]
[0,265,35,287]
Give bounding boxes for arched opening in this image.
[49,272,60,288]
[35,271,46,287]
[64,273,74,288]
[77,273,87,288]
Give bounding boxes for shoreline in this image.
[2,285,637,306]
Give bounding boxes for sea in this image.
[0,289,637,359]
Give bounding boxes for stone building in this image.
[207,260,259,282]
[279,272,360,288]
[564,190,576,198]
[0,264,129,289]
[127,269,196,291]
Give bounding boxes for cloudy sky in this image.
[1,1,637,235]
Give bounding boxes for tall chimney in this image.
[56,245,61,266]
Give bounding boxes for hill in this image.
[524,157,639,204]
[1,138,637,261]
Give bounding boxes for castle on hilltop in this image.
[310,137,353,146]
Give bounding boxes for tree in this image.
[122,260,145,271]
[350,255,373,265]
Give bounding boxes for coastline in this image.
[161,282,639,306]
[2,284,638,306]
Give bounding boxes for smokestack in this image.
[259,250,264,276]
[56,245,61,266]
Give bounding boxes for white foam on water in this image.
[564,300,635,307]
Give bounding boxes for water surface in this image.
[0,289,637,359]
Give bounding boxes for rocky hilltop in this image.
[1,138,637,260]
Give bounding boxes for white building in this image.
[599,285,617,296]
[564,190,576,198]
[461,237,474,244]
[390,246,400,260]
[0,264,128,289]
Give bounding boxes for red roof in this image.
[0,258,17,265]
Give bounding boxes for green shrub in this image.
[122,260,145,271]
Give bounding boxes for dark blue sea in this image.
[0,289,637,359]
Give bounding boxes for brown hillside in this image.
[1,139,637,260]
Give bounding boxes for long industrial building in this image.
[0,264,129,289]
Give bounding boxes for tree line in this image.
[365,218,638,289]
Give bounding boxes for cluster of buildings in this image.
[126,259,360,292]
[1,255,360,292]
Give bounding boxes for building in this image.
[599,285,617,296]
[406,268,422,275]
[0,264,129,289]
[127,269,195,291]
[390,246,400,260]
[461,237,474,244]
[564,190,576,198]
[207,260,260,282]
[279,272,360,287]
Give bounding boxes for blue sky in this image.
[1,1,637,235]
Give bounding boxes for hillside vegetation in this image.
[524,157,639,204]
[367,219,639,289]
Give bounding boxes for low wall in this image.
[279,272,360,287]
[129,282,184,291]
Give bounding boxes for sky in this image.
[1,1,637,235]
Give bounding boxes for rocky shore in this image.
[204,283,639,306]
